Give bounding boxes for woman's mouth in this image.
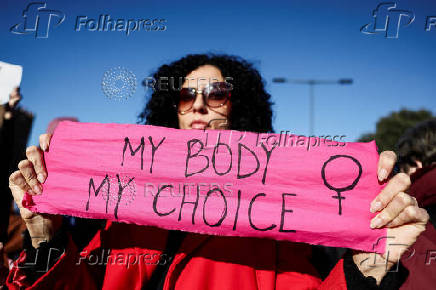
[191,120,209,129]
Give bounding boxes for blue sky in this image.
[1,0,435,146]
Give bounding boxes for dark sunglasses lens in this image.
[179,88,195,112]
[206,83,231,107]
[207,91,229,107]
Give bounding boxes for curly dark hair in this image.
[137,54,274,133]
[396,118,436,173]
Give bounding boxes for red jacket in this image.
[7,221,348,289]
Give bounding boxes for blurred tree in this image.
[356,132,375,143]
[357,109,434,152]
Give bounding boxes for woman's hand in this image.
[4,87,22,120]
[8,87,21,108]
[352,151,429,284]
[8,134,62,248]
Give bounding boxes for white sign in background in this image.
[0,61,23,105]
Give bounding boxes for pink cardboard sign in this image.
[23,121,386,253]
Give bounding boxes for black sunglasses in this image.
[174,82,232,114]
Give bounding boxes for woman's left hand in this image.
[353,151,429,283]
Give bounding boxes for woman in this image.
[6,54,428,289]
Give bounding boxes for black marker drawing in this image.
[321,155,362,215]
[101,175,136,208]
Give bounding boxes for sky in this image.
[1,0,435,146]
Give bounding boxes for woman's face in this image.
[177,65,231,130]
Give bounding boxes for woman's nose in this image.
[192,92,207,113]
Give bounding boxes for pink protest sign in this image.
[23,121,386,253]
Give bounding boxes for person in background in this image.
[0,87,23,244]
[396,118,436,290]
[0,87,33,287]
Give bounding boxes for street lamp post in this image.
[272,78,353,135]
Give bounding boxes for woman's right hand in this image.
[8,134,62,248]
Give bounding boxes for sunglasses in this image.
[174,82,232,114]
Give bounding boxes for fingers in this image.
[26,145,46,184]
[8,170,37,220]
[370,172,411,213]
[385,206,429,228]
[17,160,42,195]
[9,171,31,204]
[9,170,46,228]
[377,151,397,182]
[370,192,417,228]
[12,135,52,199]
[39,133,52,152]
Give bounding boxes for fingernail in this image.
[41,141,48,151]
[378,168,387,181]
[370,217,384,229]
[370,201,382,213]
[37,173,45,183]
[33,184,42,195]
